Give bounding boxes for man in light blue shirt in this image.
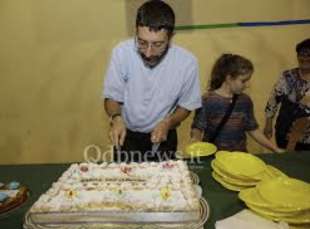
[103,0,201,162]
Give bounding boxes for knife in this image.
[151,143,160,154]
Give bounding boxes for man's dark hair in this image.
[136,0,175,36]
[296,38,310,56]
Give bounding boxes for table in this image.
[0,151,309,229]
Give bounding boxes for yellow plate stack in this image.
[239,176,310,225]
[211,151,287,191]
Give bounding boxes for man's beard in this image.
[139,46,169,68]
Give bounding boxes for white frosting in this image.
[30,160,200,213]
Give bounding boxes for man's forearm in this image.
[165,106,190,129]
[104,98,122,117]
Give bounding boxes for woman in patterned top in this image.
[191,54,282,153]
[264,38,310,151]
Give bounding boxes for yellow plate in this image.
[257,177,310,210]
[213,158,263,181]
[211,160,258,186]
[216,150,232,155]
[239,165,288,181]
[213,159,262,182]
[239,187,271,208]
[239,187,308,213]
[249,205,310,224]
[246,203,307,218]
[184,142,217,157]
[212,172,248,192]
[215,151,267,179]
[265,165,288,179]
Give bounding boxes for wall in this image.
[0,0,309,164]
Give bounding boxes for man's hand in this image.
[150,106,190,143]
[109,116,126,148]
[151,119,170,143]
[104,99,126,148]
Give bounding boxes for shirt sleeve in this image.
[265,72,288,118]
[191,98,207,130]
[177,59,202,111]
[244,96,259,131]
[102,47,126,103]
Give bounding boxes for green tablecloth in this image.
[0,151,309,229]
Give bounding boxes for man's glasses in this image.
[136,37,168,51]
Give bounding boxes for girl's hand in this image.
[263,121,273,139]
[190,128,204,142]
[274,148,286,154]
[190,138,200,143]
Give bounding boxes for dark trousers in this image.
[295,143,310,151]
[113,129,177,162]
[275,97,310,151]
[276,133,310,151]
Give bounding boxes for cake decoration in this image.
[65,190,78,199]
[162,161,175,169]
[160,186,172,200]
[79,165,89,172]
[120,165,132,175]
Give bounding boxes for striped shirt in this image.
[192,92,258,151]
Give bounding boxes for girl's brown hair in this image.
[208,54,254,91]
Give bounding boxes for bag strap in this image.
[209,94,238,143]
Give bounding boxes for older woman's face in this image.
[298,55,310,75]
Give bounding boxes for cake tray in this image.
[23,198,209,229]
[190,172,200,185]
